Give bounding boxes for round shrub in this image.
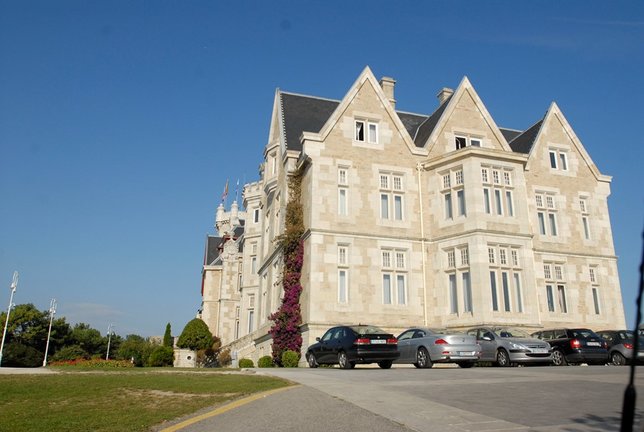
[147,346,174,367]
[238,358,254,368]
[281,350,300,368]
[258,355,274,368]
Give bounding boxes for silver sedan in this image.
[394,327,481,368]
[467,327,552,366]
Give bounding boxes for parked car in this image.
[596,330,644,366]
[531,328,608,366]
[394,327,480,368]
[466,327,552,367]
[306,325,400,369]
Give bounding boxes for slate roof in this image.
[279,90,537,153]
[205,235,223,266]
[508,119,543,154]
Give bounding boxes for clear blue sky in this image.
[1,1,642,337]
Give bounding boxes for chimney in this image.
[379,76,396,109]
[437,87,454,105]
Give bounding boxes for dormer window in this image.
[455,134,482,150]
[355,119,378,144]
[549,149,568,171]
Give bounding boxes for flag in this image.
[221,179,229,203]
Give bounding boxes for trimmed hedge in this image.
[281,350,300,368]
[238,358,254,368]
[258,355,274,368]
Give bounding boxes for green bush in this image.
[177,319,213,351]
[258,355,274,368]
[51,345,88,361]
[238,358,254,368]
[147,346,174,367]
[281,350,300,368]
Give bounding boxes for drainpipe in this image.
[416,163,428,327]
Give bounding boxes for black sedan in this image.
[306,325,400,369]
[531,328,608,366]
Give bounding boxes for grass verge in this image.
[0,368,290,432]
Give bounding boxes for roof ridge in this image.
[279,90,341,104]
[508,118,543,144]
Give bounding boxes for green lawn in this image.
[0,369,290,432]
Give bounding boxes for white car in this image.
[467,327,552,367]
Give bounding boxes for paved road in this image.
[169,365,644,432]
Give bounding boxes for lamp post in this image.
[42,298,57,367]
[0,271,19,367]
[105,323,114,360]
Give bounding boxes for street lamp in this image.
[105,323,114,360]
[42,298,57,367]
[0,271,19,367]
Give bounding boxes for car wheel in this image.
[611,352,627,366]
[551,349,567,366]
[306,352,319,368]
[457,362,475,368]
[378,360,393,369]
[338,351,352,369]
[416,347,433,369]
[496,349,510,367]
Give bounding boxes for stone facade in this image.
[199,67,625,365]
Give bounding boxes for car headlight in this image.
[509,342,528,351]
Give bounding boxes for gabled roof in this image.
[508,119,544,154]
[280,92,339,152]
[499,128,522,144]
[205,235,223,266]
[412,95,453,147]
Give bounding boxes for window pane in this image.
[449,274,458,314]
[339,270,347,303]
[592,288,600,315]
[484,189,491,214]
[463,272,472,312]
[514,273,523,313]
[506,191,514,217]
[546,285,555,312]
[381,194,389,219]
[394,195,403,220]
[558,285,567,313]
[397,275,406,305]
[339,188,347,215]
[368,123,377,143]
[470,139,481,147]
[457,190,466,216]
[455,136,467,149]
[559,153,568,170]
[549,151,557,169]
[383,274,392,304]
[393,176,402,191]
[583,217,590,239]
[490,271,498,311]
[382,251,391,268]
[502,272,511,312]
[445,193,453,219]
[538,213,546,235]
[495,190,503,215]
[355,121,364,141]
[549,213,558,236]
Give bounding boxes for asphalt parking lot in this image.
[254,365,644,432]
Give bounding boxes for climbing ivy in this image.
[269,168,305,366]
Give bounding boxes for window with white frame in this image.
[488,244,523,313]
[446,245,472,314]
[338,245,349,303]
[441,167,466,220]
[544,262,568,313]
[382,249,407,305]
[247,295,255,333]
[482,166,514,217]
[253,208,260,224]
[549,148,569,171]
[590,266,601,315]
[234,306,240,339]
[355,119,378,144]
[536,192,558,237]
[580,197,591,240]
[338,167,349,216]
[455,134,482,150]
[379,172,404,221]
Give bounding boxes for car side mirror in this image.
[482,336,493,341]
[316,337,321,342]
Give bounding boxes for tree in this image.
[176,319,213,351]
[163,323,173,347]
[69,323,106,358]
[0,303,71,367]
[117,334,154,367]
[147,346,174,367]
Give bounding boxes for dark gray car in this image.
[596,330,644,366]
[466,327,552,366]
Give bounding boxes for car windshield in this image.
[494,328,531,338]
[571,329,599,339]
[351,325,387,335]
